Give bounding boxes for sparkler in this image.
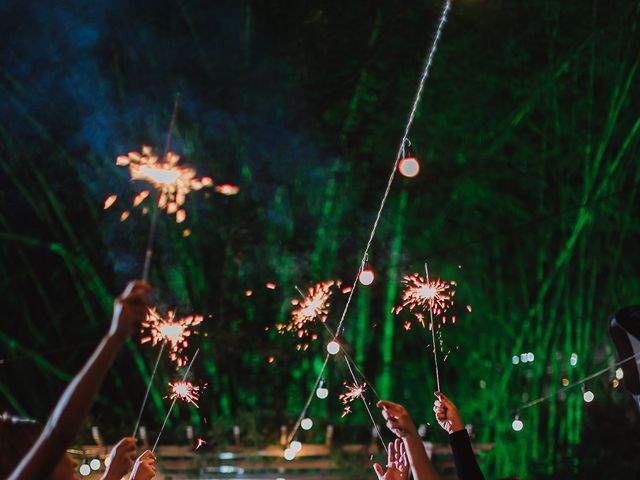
[115,146,214,223]
[168,381,200,408]
[152,348,200,453]
[279,281,336,342]
[140,307,204,367]
[394,273,455,322]
[339,381,367,417]
[132,307,204,438]
[195,438,207,450]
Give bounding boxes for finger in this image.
[394,438,402,459]
[373,463,384,479]
[387,442,394,464]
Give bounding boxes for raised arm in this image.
[10,281,151,480]
[378,401,441,480]
[433,392,485,480]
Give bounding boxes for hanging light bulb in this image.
[79,463,91,476]
[301,418,313,430]
[284,447,296,460]
[316,379,329,399]
[512,415,523,432]
[290,440,303,453]
[359,262,375,286]
[398,142,420,178]
[89,458,101,471]
[327,340,340,355]
[583,389,594,403]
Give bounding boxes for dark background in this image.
[1,0,639,477]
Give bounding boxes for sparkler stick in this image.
[132,343,165,438]
[342,356,387,453]
[141,93,180,282]
[152,348,200,453]
[425,263,441,392]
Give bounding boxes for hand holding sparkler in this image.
[130,450,156,480]
[373,439,409,480]
[377,401,419,439]
[109,281,153,339]
[101,437,137,480]
[433,392,464,434]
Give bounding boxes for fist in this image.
[103,437,136,480]
[130,450,156,480]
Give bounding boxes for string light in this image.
[358,268,375,286]
[398,142,420,178]
[89,459,101,471]
[512,416,524,432]
[301,418,313,430]
[327,340,340,355]
[284,448,296,461]
[290,440,302,453]
[79,464,91,476]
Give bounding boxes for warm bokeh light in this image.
[398,157,420,177]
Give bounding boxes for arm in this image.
[434,392,485,480]
[378,401,441,480]
[10,281,151,480]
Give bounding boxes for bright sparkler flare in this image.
[394,273,455,326]
[277,281,337,343]
[115,145,215,222]
[339,381,367,417]
[140,307,204,367]
[168,381,200,408]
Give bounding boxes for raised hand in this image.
[373,439,409,480]
[377,400,418,439]
[109,280,152,339]
[130,450,156,480]
[102,437,137,480]
[433,391,464,434]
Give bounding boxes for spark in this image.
[168,381,200,408]
[278,281,335,342]
[140,307,204,367]
[394,273,455,326]
[195,438,207,450]
[114,145,215,222]
[339,381,367,416]
[214,184,240,196]
[104,195,117,209]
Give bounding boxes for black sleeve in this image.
[449,429,486,480]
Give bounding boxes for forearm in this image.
[10,333,125,479]
[403,434,441,480]
[449,430,485,480]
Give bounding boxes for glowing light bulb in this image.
[316,387,329,399]
[615,368,624,380]
[89,458,101,471]
[512,417,523,432]
[359,269,374,286]
[327,340,340,355]
[583,390,594,403]
[301,418,313,430]
[398,157,420,178]
[284,448,296,461]
[79,464,91,476]
[512,355,519,365]
[290,440,302,453]
[104,455,111,467]
[570,353,578,367]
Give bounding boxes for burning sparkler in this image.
[277,281,337,343]
[115,145,215,223]
[394,273,455,325]
[339,381,367,417]
[140,307,204,367]
[168,381,200,408]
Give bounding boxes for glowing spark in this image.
[104,195,117,209]
[182,228,191,237]
[466,305,472,312]
[277,281,335,342]
[140,307,204,367]
[339,381,367,417]
[120,211,130,221]
[214,184,240,196]
[394,273,455,326]
[114,145,215,222]
[195,438,207,450]
[245,290,253,297]
[266,282,277,290]
[168,381,200,408]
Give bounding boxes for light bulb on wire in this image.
[301,418,313,430]
[512,415,523,432]
[398,142,420,178]
[359,266,375,286]
[316,379,329,399]
[327,340,340,355]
